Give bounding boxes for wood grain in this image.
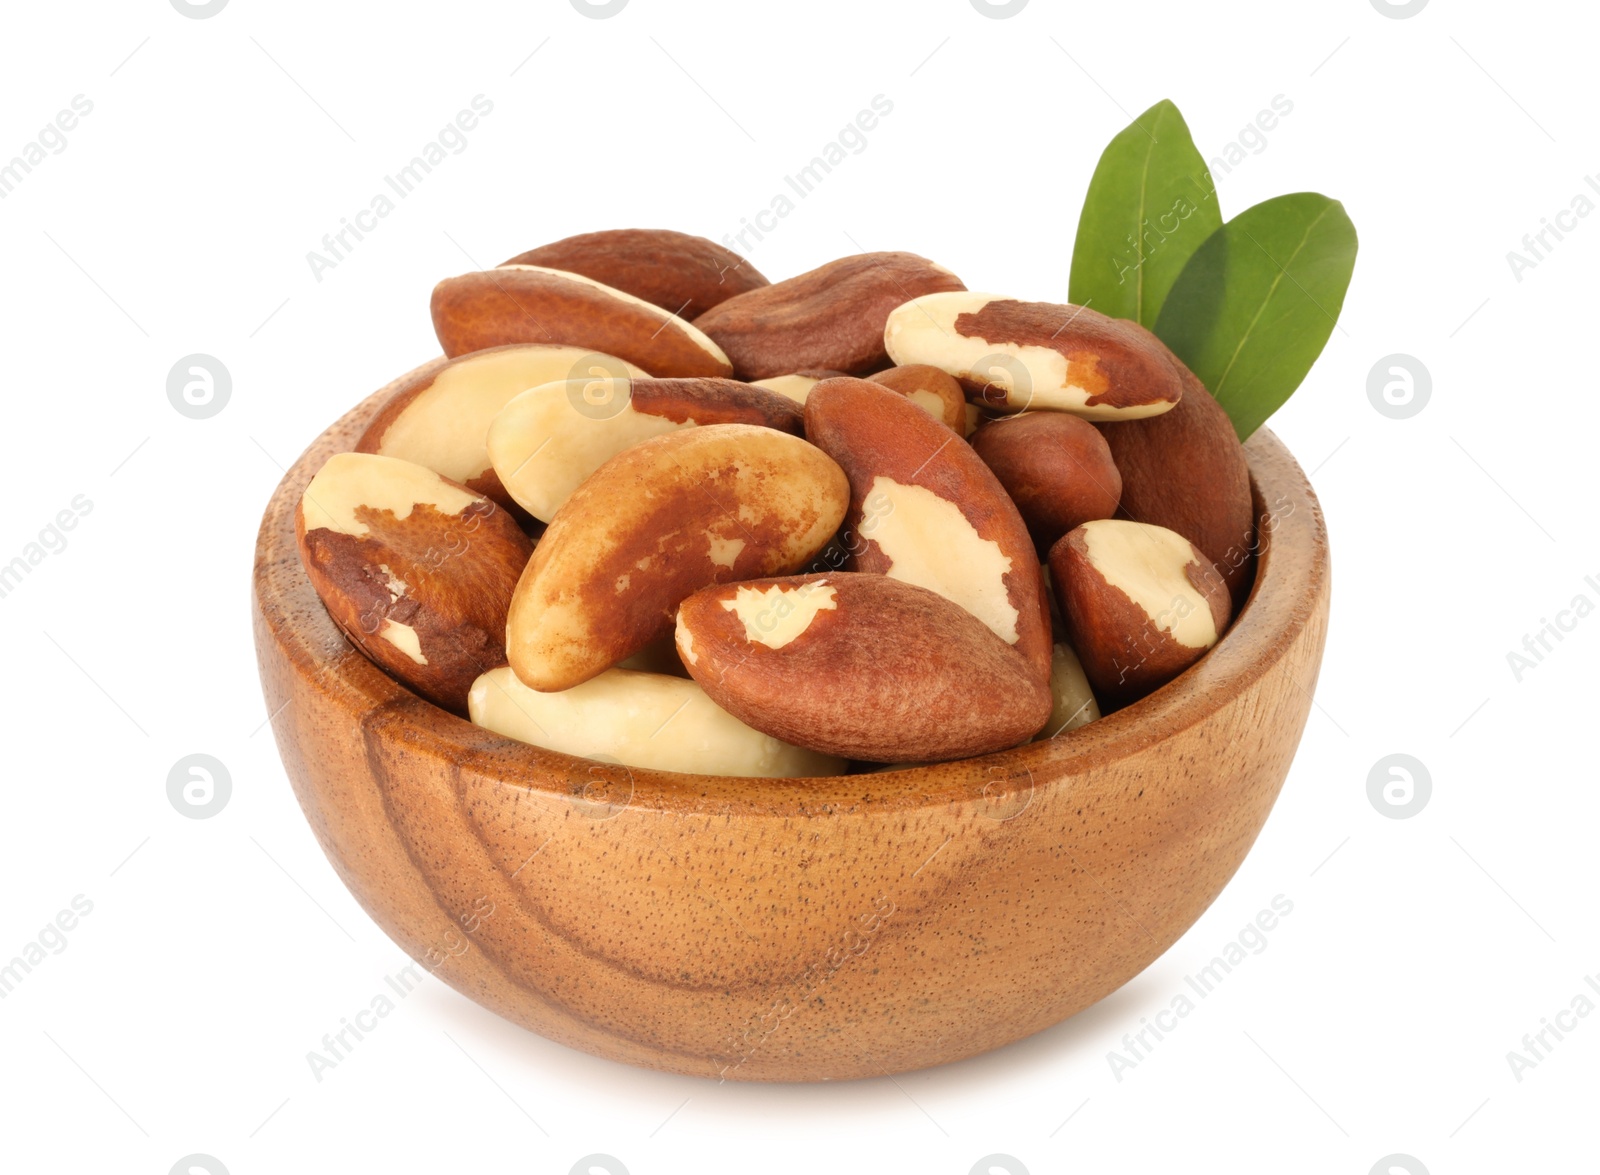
[252,361,1331,1082]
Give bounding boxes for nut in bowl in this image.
[253,100,1352,1081]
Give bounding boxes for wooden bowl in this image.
[252,361,1330,1083]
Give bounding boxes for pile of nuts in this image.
[295,228,1258,777]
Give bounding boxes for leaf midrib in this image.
[1212,201,1334,398]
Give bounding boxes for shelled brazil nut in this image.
[883,292,1182,420]
[469,666,842,777]
[431,265,733,377]
[501,228,768,320]
[694,252,966,379]
[486,376,803,522]
[505,424,849,692]
[674,573,1051,762]
[355,343,648,514]
[867,364,969,434]
[292,232,1270,778]
[295,453,533,714]
[1098,357,1256,605]
[750,369,847,404]
[1048,519,1233,708]
[971,411,1123,549]
[803,376,1054,684]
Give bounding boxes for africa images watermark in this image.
[1504,970,1600,1083]
[0,895,95,1000]
[0,495,94,602]
[306,95,495,282]
[1105,895,1295,1081]
[1206,94,1294,181]
[305,896,495,1082]
[1105,95,1293,290]
[1504,571,1600,682]
[1506,173,1600,283]
[0,94,94,200]
[721,94,894,257]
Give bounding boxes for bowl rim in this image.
[253,359,1329,814]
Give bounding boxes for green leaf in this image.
[1069,99,1222,329]
[1155,192,1358,440]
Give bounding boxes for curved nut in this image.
[803,377,1052,684]
[355,344,648,511]
[469,667,843,778]
[295,453,534,715]
[868,364,967,433]
[1047,519,1232,708]
[694,252,965,379]
[1098,358,1255,605]
[971,411,1123,548]
[883,292,1182,420]
[501,228,768,320]
[487,376,803,523]
[675,573,1051,762]
[506,424,849,691]
[431,265,733,377]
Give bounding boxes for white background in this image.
[0,1,1593,1172]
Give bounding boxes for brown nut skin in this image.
[694,252,966,379]
[674,573,1052,762]
[883,292,1182,420]
[868,364,968,433]
[506,424,849,692]
[1047,519,1232,710]
[971,412,1123,550]
[1097,357,1255,606]
[430,266,733,377]
[803,377,1052,685]
[294,453,535,716]
[501,228,768,320]
[627,377,804,431]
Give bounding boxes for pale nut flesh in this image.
[506,423,850,692]
[750,369,847,405]
[803,377,1053,685]
[1048,519,1233,708]
[1035,641,1102,740]
[355,344,649,509]
[469,666,844,778]
[868,364,968,433]
[883,291,1183,421]
[486,376,803,523]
